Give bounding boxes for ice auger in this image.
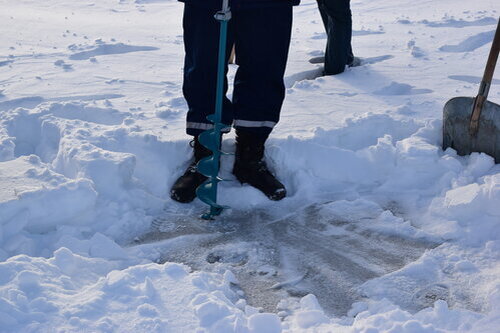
[195,0,232,220]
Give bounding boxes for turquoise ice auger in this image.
[195,0,232,220]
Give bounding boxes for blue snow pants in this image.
[182,3,293,139]
[317,0,353,75]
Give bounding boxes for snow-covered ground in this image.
[1,0,499,331]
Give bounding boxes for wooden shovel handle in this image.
[470,18,500,136]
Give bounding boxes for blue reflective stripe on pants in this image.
[182,4,293,138]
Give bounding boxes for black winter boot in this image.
[170,137,212,203]
[233,131,286,201]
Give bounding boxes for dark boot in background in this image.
[170,137,212,203]
[233,130,286,201]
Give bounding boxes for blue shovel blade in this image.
[197,156,219,177]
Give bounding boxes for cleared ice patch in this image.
[135,200,438,316]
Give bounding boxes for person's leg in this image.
[322,0,353,75]
[182,3,235,137]
[316,0,330,33]
[230,5,293,200]
[231,5,293,140]
[171,4,235,203]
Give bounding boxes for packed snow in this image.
[1,0,499,332]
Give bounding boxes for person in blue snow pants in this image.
[170,0,300,203]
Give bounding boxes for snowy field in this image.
[1,0,499,331]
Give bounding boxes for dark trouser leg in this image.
[317,0,330,32]
[317,0,353,75]
[182,4,235,137]
[231,5,293,140]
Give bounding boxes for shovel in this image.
[443,19,500,163]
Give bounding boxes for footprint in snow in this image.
[311,32,327,40]
[448,75,500,85]
[284,68,324,89]
[286,55,394,89]
[439,30,495,53]
[155,108,182,120]
[312,29,384,40]
[421,17,497,28]
[374,82,433,95]
[69,43,159,61]
[0,94,125,112]
[361,54,394,65]
[397,17,497,28]
[352,29,385,36]
[154,97,187,119]
[0,60,13,67]
[54,60,73,71]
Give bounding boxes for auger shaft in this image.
[214,0,230,126]
[195,0,231,220]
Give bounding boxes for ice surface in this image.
[138,202,438,316]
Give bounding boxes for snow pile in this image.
[284,297,485,332]
[427,170,500,245]
[1,109,498,332]
[0,156,96,260]
[0,247,280,332]
[0,102,170,259]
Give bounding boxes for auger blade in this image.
[201,207,225,220]
[198,128,220,152]
[196,178,221,201]
[196,179,227,219]
[197,155,219,178]
[206,114,217,123]
[196,180,217,206]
